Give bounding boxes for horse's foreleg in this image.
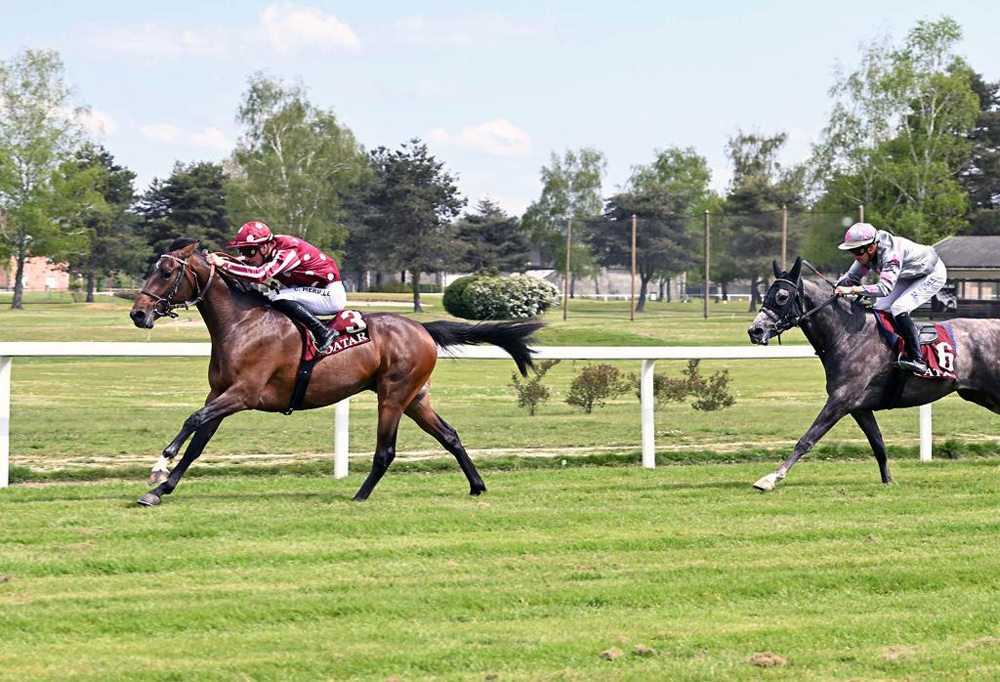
[352,405,403,502]
[851,409,891,484]
[754,398,850,492]
[149,391,220,485]
[138,391,246,507]
[138,418,223,506]
[405,394,485,496]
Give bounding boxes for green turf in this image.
[2,294,998,481]
[2,463,1000,680]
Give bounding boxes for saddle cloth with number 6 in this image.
[873,311,957,380]
[296,310,371,362]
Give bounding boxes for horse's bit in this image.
[140,253,217,319]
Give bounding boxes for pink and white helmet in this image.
[838,222,878,251]
[228,221,274,248]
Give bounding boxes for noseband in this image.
[140,253,217,319]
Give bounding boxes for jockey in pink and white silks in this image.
[833,222,947,375]
[207,220,346,354]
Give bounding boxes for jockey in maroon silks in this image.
[207,220,345,354]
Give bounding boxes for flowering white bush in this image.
[453,274,560,320]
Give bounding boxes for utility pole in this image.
[781,204,788,270]
[630,214,637,321]
[704,210,710,320]
[562,218,571,321]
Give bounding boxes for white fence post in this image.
[920,403,932,462]
[641,359,656,468]
[334,399,350,478]
[1,357,10,489]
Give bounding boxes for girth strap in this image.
[282,355,321,416]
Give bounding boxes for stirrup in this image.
[894,358,928,375]
[313,329,337,355]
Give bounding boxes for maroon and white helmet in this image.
[228,221,274,248]
[838,222,878,251]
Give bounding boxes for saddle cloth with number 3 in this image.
[873,311,957,380]
[296,310,371,362]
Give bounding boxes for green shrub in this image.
[509,359,561,415]
[566,363,632,414]
[444,274,560,320]
[632,359,736,412]
[442,274,483,318]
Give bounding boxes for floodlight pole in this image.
[781,204,788,270]
[563,218,571,321]
[704,210,710,320]
[859,204,865,223]
[630,214,637,322]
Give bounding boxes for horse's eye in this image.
[775,290,790,305]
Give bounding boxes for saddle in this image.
[873,311,956,380]
[283,310,372,415]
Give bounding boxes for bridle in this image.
[140,252,217,319]
[760,277,839,345]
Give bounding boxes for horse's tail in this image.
[422,319,544,377]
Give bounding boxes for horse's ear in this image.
[789,256,802,282]
[772,260,781,279]
[176,240,199,257]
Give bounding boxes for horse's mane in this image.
[166,237,271,306]
[215,269,272,305]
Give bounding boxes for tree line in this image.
[1,17,997,312]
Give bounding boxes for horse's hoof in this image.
[137,493,162,507]
[148,470,168,486]
[470,486,486,496]
[753,473,780,492]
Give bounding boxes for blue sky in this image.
[3,1,998,217]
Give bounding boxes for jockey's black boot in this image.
[271,299,337,354]
[893,312,928,375]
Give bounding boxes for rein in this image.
[140,253,217,319]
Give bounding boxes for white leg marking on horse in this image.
[152,455,171,474]
[753,472,783,492]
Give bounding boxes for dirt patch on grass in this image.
[748,652,786,668]
[959,637,1000,652]
[882,645,919,661]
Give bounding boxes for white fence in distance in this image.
[0,342,935,488]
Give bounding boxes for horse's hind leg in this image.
[852,409,891,484]
[352,405,404,502]
[958,388,1000,414]
[405,393,485,496]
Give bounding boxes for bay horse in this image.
[747,256,1000,491]
[129,238,542,505]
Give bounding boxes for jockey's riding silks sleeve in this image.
[838,230,940,298]
[216,235,341,288]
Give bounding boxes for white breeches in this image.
[873,259,947,316]
[270,281,347,316]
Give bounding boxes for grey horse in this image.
[746,256,1000,491]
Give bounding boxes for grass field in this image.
[3,463,1000,680]
[3,292,1000,679]
[1,292,998,481]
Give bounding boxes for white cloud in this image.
[85,5,358,58]
[140,124,186,143]
[192,126,231,150]
[382,14,549,47]
[138,123,233,151]
[429,118,531,157]
[87,23,226,56]
[260,3,360,53]
[78,108,119,136]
